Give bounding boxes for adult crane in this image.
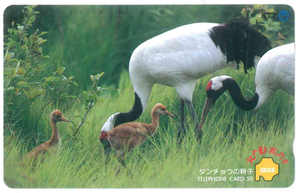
[100,19,272,143]
[198,43,294,131]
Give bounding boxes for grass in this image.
[4,67,295,188]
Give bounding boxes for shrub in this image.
[4,6,77,141]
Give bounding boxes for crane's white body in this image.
[100,21,271,135]
[255,43,294,109]
[129,23,235,110]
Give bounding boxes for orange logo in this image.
[255,158,279,181]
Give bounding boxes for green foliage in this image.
[4,5,109,147]
[242,5,293,46]
[83,72,106,106]
[71,72,106,138]
[4,6,78,142]
[28,4,293,91]
[4,69,294,188]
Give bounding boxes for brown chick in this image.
[107,103,174,156]
[28,110,70,161]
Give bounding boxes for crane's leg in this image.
[178,99,186,141]
[180,99,185,133]
[186,101,202,140]
[175,82,197,141]
[186,101,198,126]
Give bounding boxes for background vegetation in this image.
[3,5,294,188]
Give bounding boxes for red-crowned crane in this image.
[198,43,294,132]
[100,19,272,144]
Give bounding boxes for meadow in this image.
[3,5,295,188]
[4,68,294,188]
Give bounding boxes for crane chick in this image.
[28,110,70,161]
[106,103,174,155]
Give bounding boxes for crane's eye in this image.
[162,108,166,111]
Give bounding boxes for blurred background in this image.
[4,5,295,92]
[3,4,295,143]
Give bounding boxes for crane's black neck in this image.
[114,92,143,127]
[223,78,259,111]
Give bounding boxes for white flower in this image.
[17,25,24,31]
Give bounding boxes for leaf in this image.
[82,91,89,98]
[249,17,259,25]
[60,93,68,97]
[28,15,36,24]
[38,39,47,45]
[23,90,29,98]
[265,8,276,13]
[37,64,47,70]
[91,94,97,101]
[95,72,105,80]
[278,32,286,40]
[90,75,95,81]
[37,31,49,37]
[20,45,27,51]
[5,53,12,61]
[241,8,246,17]
[37,47,43,53]
[5,86,14,92]
[45,76,55,82]
[16,68,26,76]
[69,95,78,99]
[61,95,77,99]
[56,64,65,75]
[15,88,20,95]
[45,76,59,83]
[94,74,101,80]
[71,81,78,87]
[28,88,43,99]
[27,6,33,14]
[17,81,30,87]
[97,97,106,101]
[4,68,15,76]
[253,5,262,9]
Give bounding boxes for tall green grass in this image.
[4,67,294,188]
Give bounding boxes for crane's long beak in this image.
[61,116,70,122]
[197,98,215,132]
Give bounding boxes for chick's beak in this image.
[166,111,175,118]
[61,116,70,122]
